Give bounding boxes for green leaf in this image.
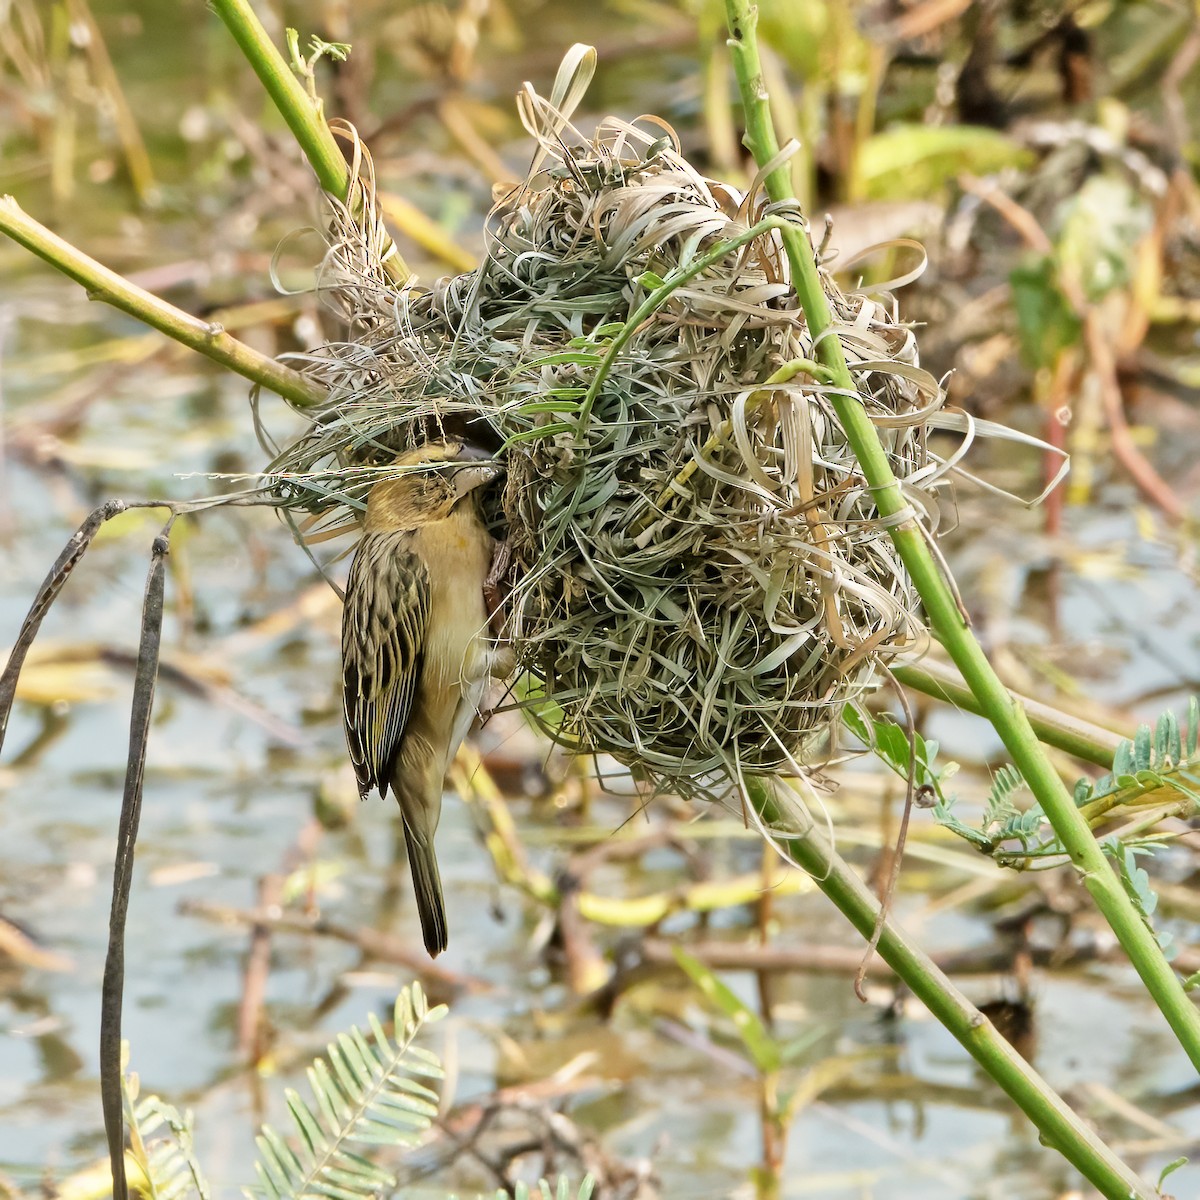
[515,673,565,734]
[673,947,780,1074]
[1114,737,1134,777]
[1134,723,1152,772]
[505,1182,595,1200]
[512,400,585,414]
[125,1091,212,1200]
[306,35,351,64]
[756,0,833,77]
[842,705,945,797]
[1010,254,1081,370]
[1159,708,1181,767]
[1157,1156,1187,1191]
[1074,699,1200,817]
[983,764,1026,830]
[1054,175,1151,303]
[931,795,995,850]
[502,423,577,445]
[1104,841,1172,963]
[858,124,1033,200]
[777,1027,826,1066]
[520,351,604,369]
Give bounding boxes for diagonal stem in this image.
[723,0,1200,1076]
[0,197,325,408]
[892,660,1123,768]
[750,778,1152,1200]
[209,0,409,285]
[211,0,349,203]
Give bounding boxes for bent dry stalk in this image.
[0,495,287,1200]
[100,522,173,1200]
[0,502,129,749]
[0,506,178,1200]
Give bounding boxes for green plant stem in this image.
[893,661,1122,769]
[209,0,409,284]
[211,0,346,197]
[749,778,1152,1200]
[723,0,1200,1074]
[0,196,324,408]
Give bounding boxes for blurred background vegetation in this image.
[3,1,1200,1197]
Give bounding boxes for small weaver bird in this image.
[342,440,504,956]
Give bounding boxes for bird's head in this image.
[363,441,501,531]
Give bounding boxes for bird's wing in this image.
[342,532,431,796]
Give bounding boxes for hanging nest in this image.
[265,59,956,802]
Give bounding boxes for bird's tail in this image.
[402,820,448,957]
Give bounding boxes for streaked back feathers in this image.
[342,437,499,956]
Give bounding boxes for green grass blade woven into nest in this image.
[266,52,970,803]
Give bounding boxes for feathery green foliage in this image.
[250,985,445,1200]
[1105,841,1178,960]
[504,1179,596,1200]
[930,699,1200,870]
[124,1078,211,1200]
[848,698,1200,876]
[122,985,597,1200]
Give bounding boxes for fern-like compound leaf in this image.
[934,698,1200,866]
[244,981,446,1200]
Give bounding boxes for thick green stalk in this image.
[0,196,324,408]
[209,0,409,283]
[723,0,1200,1073]
[210,0,348,197]
[893,661,1122,769]
[750,779,1151,1200]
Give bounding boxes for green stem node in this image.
[0,196,324,408]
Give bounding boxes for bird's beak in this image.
[451,461,503,498]
[455,442,495,463]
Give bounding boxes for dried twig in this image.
[178,899,489,995]
[1,501,154,750]
[100,519,173,1200]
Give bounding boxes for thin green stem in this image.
[893,661,1123,769]
[210,0,347,197]
[750,778,1152,1200]
[576,214,792,436]
[724,0,1200,1074]
[0,196,325,408]
[209,0,410,284]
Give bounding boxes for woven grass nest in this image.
[267,61,951,802]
